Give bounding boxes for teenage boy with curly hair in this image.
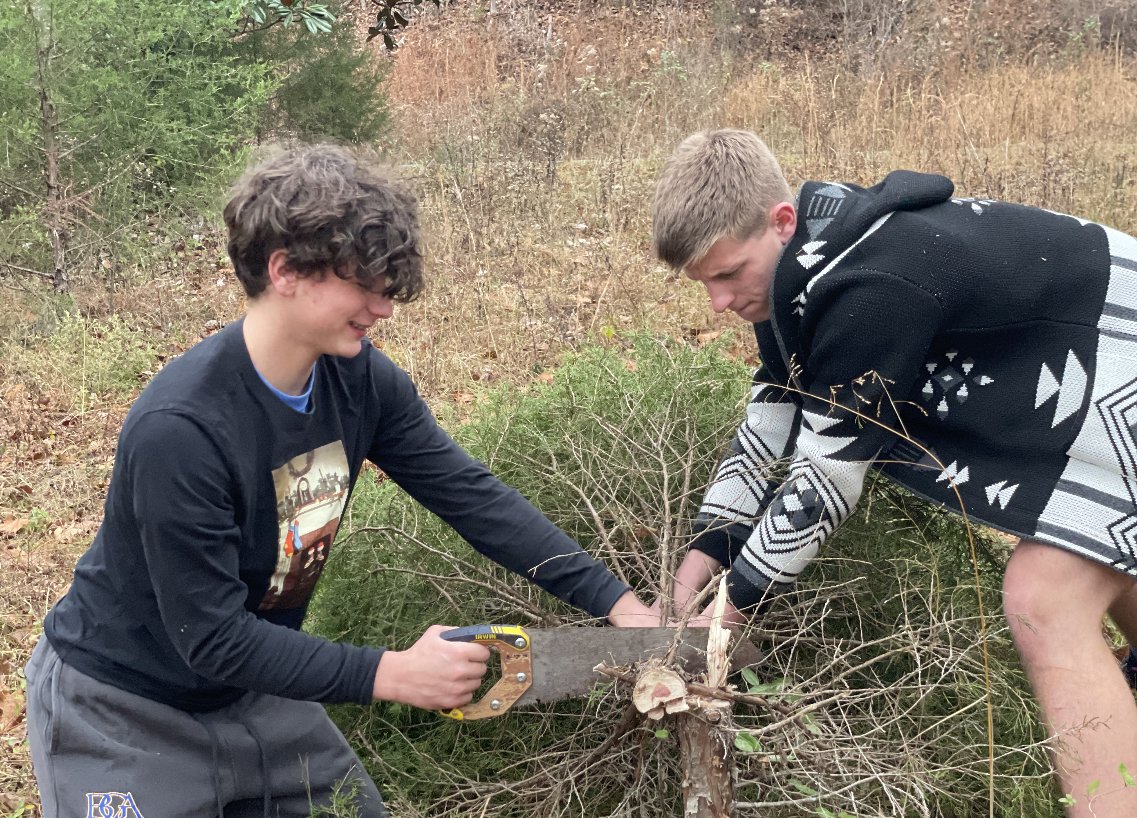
[654,129,1137,817]
[25,145,652,818]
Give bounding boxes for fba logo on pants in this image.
[85,792,145,818]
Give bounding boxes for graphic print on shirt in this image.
[259,441,350,611]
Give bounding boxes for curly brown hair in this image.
[224,144,424,301]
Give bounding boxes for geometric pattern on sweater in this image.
[699,381,798,525]
[919,350,995,421]
[736,409,869,594]
[951,197,997,215]
[797,183,850,271]
[793,213,894,316]
[1034,224,1137,574]
[1034,349,1088,428]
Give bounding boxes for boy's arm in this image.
[366,357,645,624]
[131,410,522,709]
[674,366,801,615]
[724,273,944,614]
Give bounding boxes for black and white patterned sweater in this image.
[690,171,1137,610]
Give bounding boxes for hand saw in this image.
[436,624,762,720]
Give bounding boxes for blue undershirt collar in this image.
[255,365,315,413]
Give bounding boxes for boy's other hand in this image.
[645,550,726,625]
[606,590,659,627]
[372,625,491,709]
[685,599,747,629]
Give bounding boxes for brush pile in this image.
[311,334,1057,818]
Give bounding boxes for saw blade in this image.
[514,626,761,706]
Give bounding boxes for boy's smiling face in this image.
[292,269,395,359]
[684,202,797,324]
[264,248,396,362]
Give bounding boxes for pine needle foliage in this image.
[310,334,1058,818]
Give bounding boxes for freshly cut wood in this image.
[704,577,732,689]
[632,664,688,719]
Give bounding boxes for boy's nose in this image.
[706,285,732,314]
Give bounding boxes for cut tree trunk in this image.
[678,701,735,818]
[677,577,736,817]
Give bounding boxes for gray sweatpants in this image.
[25,639,389,818]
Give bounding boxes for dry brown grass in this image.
[3,2,1137,812]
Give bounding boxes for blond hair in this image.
[652,130,792,270]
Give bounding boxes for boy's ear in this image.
[266,249,297,296]
[770,202,797,244]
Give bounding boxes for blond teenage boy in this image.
[653,129,1137,816]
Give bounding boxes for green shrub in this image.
[257,28,391,144]
[0,0,389,293]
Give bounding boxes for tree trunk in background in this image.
[27,0,69,293]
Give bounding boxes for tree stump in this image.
[628,577,737,817]
[677,577,736,817]
[677,700,734,818]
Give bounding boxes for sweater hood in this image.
[769,170,955,374]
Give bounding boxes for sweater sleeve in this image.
[366,357,630,619]
[689,363,801,566]
[727,272,944,611]
[129,412,383,705]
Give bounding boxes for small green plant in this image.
[734,731,760,753]
[2,800,31,818]
[308,773,364,817]
[7,311,158,411]
[655,50,688,81]
[25,508,50,534]
[245,0,336,34]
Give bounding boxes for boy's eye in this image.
[351,275,393,296]
[354,280,382,295]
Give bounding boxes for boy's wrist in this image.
[674,550,722,597]
[371,649,407,702]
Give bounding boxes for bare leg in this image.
[1004,540,1137,817]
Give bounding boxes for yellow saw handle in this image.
[436,625,533,720]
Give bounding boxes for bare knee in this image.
[1003,541,1132,662]
[1004,543,1066,628]
[1005,543,1137,664]
[1004,545,1061,658]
